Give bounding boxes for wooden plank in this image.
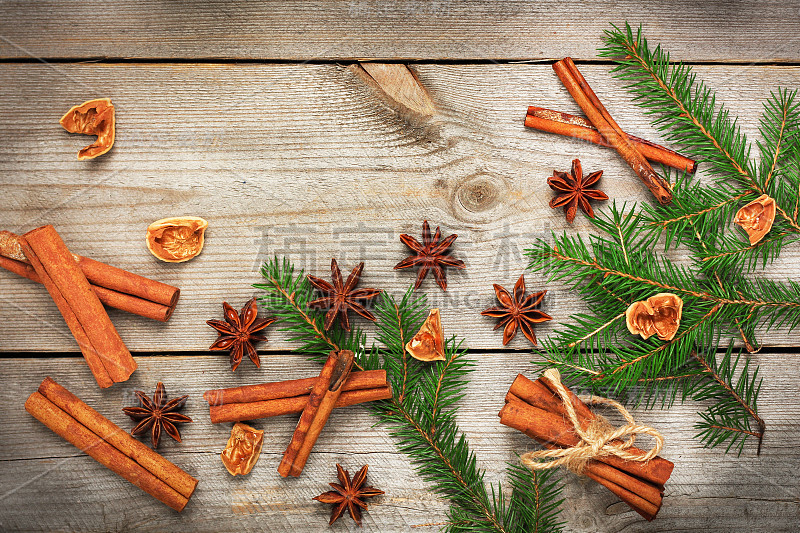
[0,1,799,62]
[1,352,798,531]
[1,63,799,351]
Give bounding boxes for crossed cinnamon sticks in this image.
[204,369,392,423]
[0,230,179,322]
[527,58,696,204]
[14,226,139,387]
[1,226,181,387]
[26,377,198,511]
[499,373,673,521]
[204,350,393,477]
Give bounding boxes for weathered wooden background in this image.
[1,1,799,531]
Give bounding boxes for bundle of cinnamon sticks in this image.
[0,229,179,322]
[26,377,198,511]
[499,373,673,521]
[204,369,392,424]
[526,57,697,204]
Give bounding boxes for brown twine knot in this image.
[520,368,664,474]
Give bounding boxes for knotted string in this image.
[520,368,664,474]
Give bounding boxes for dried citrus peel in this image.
[146,216,208,263]
[406,308,446,361]
[221,422,264,476]
[59,98,115,160]
[734,194,775,246]
[625,293,683,341]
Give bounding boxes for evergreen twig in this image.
[526,24,800,454]
[255,257,564,533]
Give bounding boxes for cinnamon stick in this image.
[504,396,662,511]
[500,401,662,520]
[0,230,179,321]
[25,379,197,511]
[552,58,673,205]
[507,374,673,487]
[501,372,674,520]
[206,370,391,423]
[209,386,393,423]
[525,107,697,174]
[203,370,388,406]
[584,470,658,521]
[20,225,136,388]
[38,377,198,500]
[278,349,355,477]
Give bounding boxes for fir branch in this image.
[603,24,800,240]
[600,24,756,189]
[525,64,793,441]
[256,257,563,533]
[526,199,787,451]
[533,220,800,313]
[759,88,800,189]
[692,347,765,454]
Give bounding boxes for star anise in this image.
[313,464,384,526]
[481,274,553,346]
[548,158,608,223]
[122,382,192,449]
[207,297,277,371]
[394,220,465,291]
[307,259,382,331]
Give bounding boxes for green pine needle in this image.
[525,23,800,455]
[255,256,564,533]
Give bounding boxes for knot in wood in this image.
[456,173,502,213]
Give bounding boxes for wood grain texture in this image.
[1,353,798,532]
[1,63,799,351]
[1,1,799,62]
[3,10,800,531]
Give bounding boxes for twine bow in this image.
[520,368,664,474]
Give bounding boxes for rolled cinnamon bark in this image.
[278,353,338,477]
[503,390,672,487]
[75,254,179,308]
[278,350,355,477]
[525,107,697,174]
[505,396,662,509]
[20,226,137,387]
[203,370,387,406]
[507,374,673,487]
[501,401,663,519]
[0,230,179,321]
[552,58,673,205]
[584,470,658,521]
[38,377,198,499]
[25,391,191,511]
[209,386,393,423]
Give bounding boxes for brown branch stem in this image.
[692,352,765,453]
[271,276,508,532]
[651,193,748,229]
[393,302,410,403]
[621,40,800,233]
[599,304,722,378]
[546,248,800,309]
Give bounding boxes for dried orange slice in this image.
[406,308,446,361]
